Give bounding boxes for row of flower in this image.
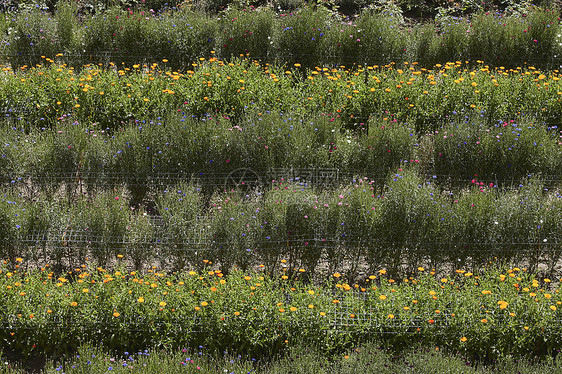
[0,110,559,201]
[3,57,562,134]
[2,5,559,70]
[1,172,560,275]
[1,261,560,360]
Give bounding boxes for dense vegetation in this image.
[1,1,562,373]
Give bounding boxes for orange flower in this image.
[113,312,120,317]
[70,302,77,307]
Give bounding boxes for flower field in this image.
[1,260,562,363]
[0,58,560,275]
[2,1,562,372]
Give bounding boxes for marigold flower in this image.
[113,312,120,317]
[70,302,77,307]
[201,301,208,307]
[379,295,387,300]
[460,337,467,342]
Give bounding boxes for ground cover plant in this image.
[4,341,562,373]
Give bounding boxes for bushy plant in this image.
[155,183,203,270]
[272,7,335,68]
[216,8,274,61]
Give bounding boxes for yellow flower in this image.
[379,295,387,300]
[551,305,557,311]
[481,319,488,323]
[70,302,77,307]
[388,314,394,319]
[460,337,467,342]
[82,288,89,293]
[308,290,315,295]
[332,299,340,304]
[544,294,552,299]
[333,273,341,278]
[159,301,167,307]
[137,297,144,303]
[418,267,424,271]
[308,304,314,309]
[234,312,240,316]
[320,312,326,316]
[201,301,208,307]
[290,307,297,312]
[113,312,120,317]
